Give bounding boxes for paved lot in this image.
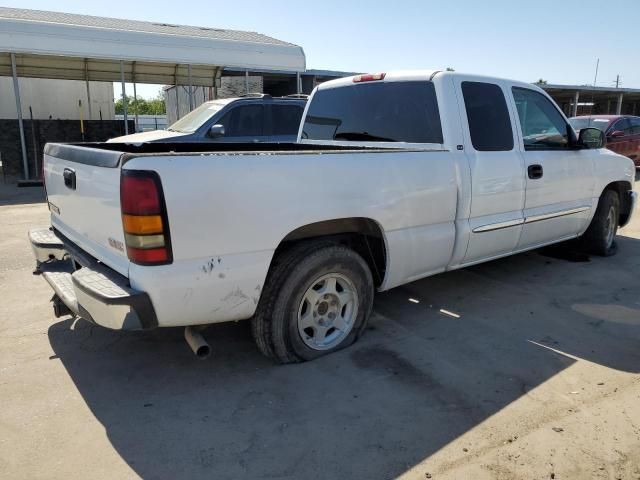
[1,183,640,480]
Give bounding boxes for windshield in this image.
[168,102,226,133]
[301,81,443,144]
[569,117,612,132]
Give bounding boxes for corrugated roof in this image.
[0,7,298,47]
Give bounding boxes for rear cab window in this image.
[301,81,443,144]
[461,81,514,151]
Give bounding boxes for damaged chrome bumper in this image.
[29,227,158,331]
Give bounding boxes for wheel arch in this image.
[603,180,633,226]
[272,217,388,288]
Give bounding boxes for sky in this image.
[7,0,640,99]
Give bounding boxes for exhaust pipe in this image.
[184,326,211,359]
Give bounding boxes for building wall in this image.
[0,77,115,120]
[164,76,263,125]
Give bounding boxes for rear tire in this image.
[251,241,374,364]
[580,189,619,256]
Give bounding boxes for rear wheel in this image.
[580,189,620,256]
[252,241,374,364]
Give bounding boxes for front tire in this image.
[252,242,374,364]
[581,189,620,256]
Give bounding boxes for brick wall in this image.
[0,120,133,181]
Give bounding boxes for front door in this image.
[510,86,595,250]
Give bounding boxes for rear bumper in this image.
[29,227,158,330]
[620,190,638,227]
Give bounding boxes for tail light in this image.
[353,73,386,83]
[120,170,172,265]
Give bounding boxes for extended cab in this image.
[30,70,637,363]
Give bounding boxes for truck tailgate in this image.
[44,144,130,277]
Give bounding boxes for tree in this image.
[534,78,548,85]
[115,92,166,115]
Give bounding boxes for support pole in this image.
[213,67,221,100]
[174,65,180,121]
[132,62,139,133]
[571,91,579,117]
[245,70,249,94]
[84,59,92,120]
[615,92,624,115]
[296,72,302,94]
[11,53,29,180]
[188,64,193,111]
[120,60,128,135]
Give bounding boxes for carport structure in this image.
[544,83,640,118]
[0,7,305,180]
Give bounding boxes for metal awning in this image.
[0,7,306,181]
[0,8,306,81]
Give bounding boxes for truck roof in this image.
[315,69,539,92]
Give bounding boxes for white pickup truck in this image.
[30,70,636,363]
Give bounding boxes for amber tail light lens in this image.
[120,170,172,265]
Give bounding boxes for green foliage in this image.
[534,78,548,85]
[115,92,166,115]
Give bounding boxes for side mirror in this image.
[578,127,606,149]
[208,124,225,138]
[608,130,625,138]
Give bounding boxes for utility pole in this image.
[614,74,621,88]
[593,58,599,86]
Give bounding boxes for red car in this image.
[569,115,640,167]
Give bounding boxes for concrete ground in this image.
[1,182,639,480]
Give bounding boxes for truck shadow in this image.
[47,234,640,480]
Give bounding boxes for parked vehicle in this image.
[109,94,307,144]
[31,70,636,363]
[569,115,640,166]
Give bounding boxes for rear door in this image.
[509,86,595,250]
[453,78,526,264]
[214,103,266,143]
[268,103,305,142]
[43,144,130,276]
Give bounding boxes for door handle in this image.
[63,168,76,190]
[528,164,543,180]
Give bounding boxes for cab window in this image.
[611,118,633,136]
[218,105,264,137]
[461,81,513,151]
[271,104,304,135]
[512,87,569,150]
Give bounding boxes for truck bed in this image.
[44,141,419,168]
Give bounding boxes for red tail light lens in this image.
[121,176,161,215]
[120,170,172,265]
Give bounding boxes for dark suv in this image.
[569,115,640,166]
[110,94,307,144]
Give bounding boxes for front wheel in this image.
[252,242,374,364]
[580,189,620,256]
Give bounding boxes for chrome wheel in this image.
[297,273,358,350]
[604,206,616,248]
